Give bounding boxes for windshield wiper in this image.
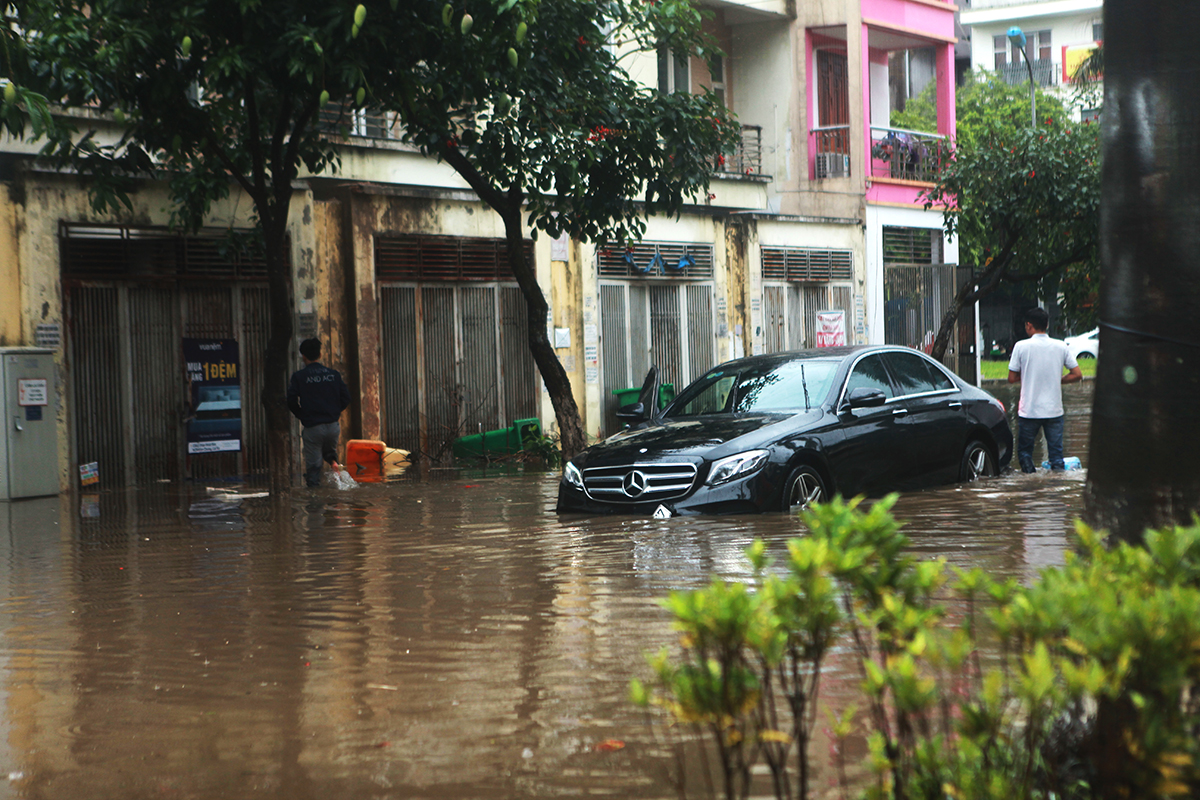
[802,364,810,411]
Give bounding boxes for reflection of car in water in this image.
[557,346,1013,517]
[191,385,242,437]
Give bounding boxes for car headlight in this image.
[563,461,584,489]
[706,450,769,486]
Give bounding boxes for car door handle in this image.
[892,408,908,417]
[948,401,962,409]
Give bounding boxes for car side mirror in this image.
[844,387,887,410]
[616,402,647,421]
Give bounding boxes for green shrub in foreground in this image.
[632,496,1200,800]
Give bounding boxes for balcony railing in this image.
[717,125,763,176]
[870,127,948,183]
[318,106,404,140]
[811,125,851,179]
[997,58,1056,88]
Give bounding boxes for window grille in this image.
[760,247,853,282]
[597,242,714,279]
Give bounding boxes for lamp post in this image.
[1007,26,1036,127]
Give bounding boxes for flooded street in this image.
[0,382,1092,799]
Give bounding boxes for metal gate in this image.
[379,283,535,460]
[762,283,854,352]
[599,281,715,435]
[376,235,537,461]
[883,263,976,381]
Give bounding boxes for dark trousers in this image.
[1017,415,1065,473]
[301,422,340,487]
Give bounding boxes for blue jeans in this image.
[1017,415,1065,473]
[301,421,341,486]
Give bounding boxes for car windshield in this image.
[666,359,840,416]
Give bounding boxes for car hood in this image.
[579,410,827,464]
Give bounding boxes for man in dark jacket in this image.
[287,338,351,487]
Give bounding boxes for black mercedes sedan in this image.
[556,346,1012,517]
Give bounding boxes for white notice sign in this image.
[18,379,48,406]
[815,311,846,348]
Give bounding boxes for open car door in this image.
[615,365,660,425]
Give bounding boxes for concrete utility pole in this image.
[1084,2,1200,541]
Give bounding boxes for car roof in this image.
[702,345,918,372]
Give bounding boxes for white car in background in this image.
[1065,328,1099,360]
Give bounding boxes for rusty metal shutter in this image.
[686,285,715,383]
[129,288,181,483]
[460,286,500,435]
[68,287,126,488]
[239,287,271,476]
[381,286,420,452]
[500,287,535,422]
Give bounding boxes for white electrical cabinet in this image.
[0,348,60,501]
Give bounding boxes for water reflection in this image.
[0,383,1093,798]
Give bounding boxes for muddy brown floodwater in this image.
[0,381,1092,800]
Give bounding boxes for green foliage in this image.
[925,113,1101,335]
[386,0,740,246]
[953,71,1070,148]
[521,428,561,469]
[635,499,1200,799]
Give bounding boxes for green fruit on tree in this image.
[390,0,398,10]
[4,82,16,105]
[319,90,330,106]
[356,86,366,105]
[434,83,444,100]
[351,23,360,38]
[515,22,527,44]
[507,47,518,68]
[171,134,182,152]
[354,4,366,27]
[460,13,473,35]
[181,36,192,57]
[442,4,453,27]
[113,107,126,123]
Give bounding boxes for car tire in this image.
[1077,350,1096,359]
[960,440,997,482]
[783,465,826,512]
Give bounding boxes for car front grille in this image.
[582,462,698,503]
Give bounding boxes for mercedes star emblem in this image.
[622,470,648,498]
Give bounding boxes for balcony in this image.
[997,58,1056,88]
[869,127,947,183]
[717,125,764,176]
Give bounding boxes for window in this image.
[993,34,1008,69]
[709,54,726,107]
[883,226,944,265]
[883,352,953,397]
[845,355,894,399]
[657,46,689,93]
[1033,30,1052,62]
[1092,22,1103,42]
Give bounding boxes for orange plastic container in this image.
[345,439,410,482]
[345,439,386,482]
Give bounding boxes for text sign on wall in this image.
[17,379,48,406]
[183,338,242,454]
[815,311,846,348]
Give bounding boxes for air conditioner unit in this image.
[815,153,850,179]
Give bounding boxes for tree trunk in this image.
[261,210,295,494]
[929,279,973,362]
[1083,1,1200,541]
[500,207,588,460]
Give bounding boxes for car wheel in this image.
[783,465,826,512]
[1077,350,1096,359]
[960,441,997,482]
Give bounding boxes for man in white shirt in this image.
[1007,307,1083,472]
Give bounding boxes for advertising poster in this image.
[815,311,847,348]
[183,338,242,454]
